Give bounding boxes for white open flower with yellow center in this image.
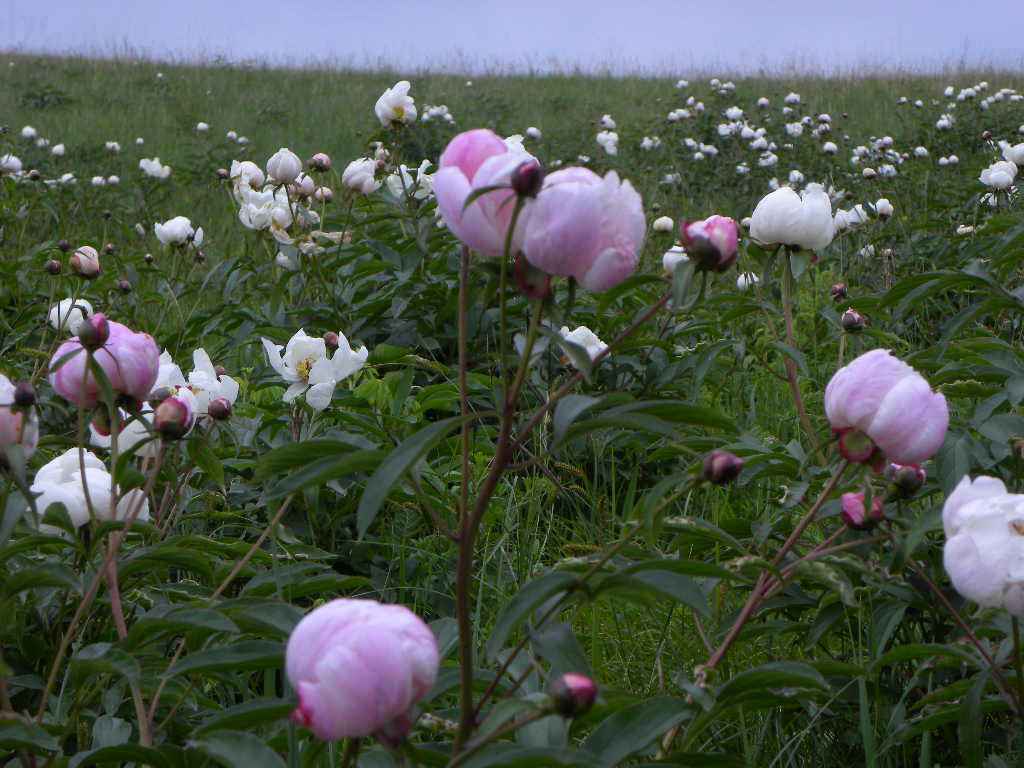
[375,81,417,127]
[262,329,368,411]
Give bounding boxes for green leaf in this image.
[189,730,286,768]
[72,643,140,684]
[356,414,474,538]
[771,340,808,376]
[167,640,283,678]
[485,571,580,661]
[672,259,700,312]
[716,662,828,707]
[583,696,692,766]
[3,562,81,597]
[959,671,989,768]
[196,699,294,735]
[0,720,60,753]
[595,570,709,616]
[267,449,384,500]
[552,395,601,447]
[188,435,225,487]
[70,745,172,768]
[460,745,593,768]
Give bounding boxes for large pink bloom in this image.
[286,598,439,742]
[824,348,949,465]
[434,129,536,257]
[49,321,160,408]
[522,167,645,292]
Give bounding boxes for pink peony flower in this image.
[286,598,439,742]
[824,349,948,465]
[679,215,739,272]
[840,492,884,530]
[49,320,160,409]
[434,129,537,258]
[522,167,645,291]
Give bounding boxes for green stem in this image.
[781,253,825,464]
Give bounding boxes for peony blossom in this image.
[652,216,674,233]
[824,348,948,465]
[375,81,417,127]
[267,148,303,184]
[662,245,688,273]
[749,184,835,251]
[522,167,644,292]
[385,160,434,201]
[49,298,93,334]
[679,215,739,272]
[434,129,538,258]
[559,325,607,364]
[286,598,439,742]
[154,216,197,246]
[0,375,38,459]
[262,328,368,411]
[342,158,380,194]
[943,476,1024,615]
[49,319,160,409]
[1001,142,1024,165]
[980,160,1017,190]
[230,160,266,198]
[31,448,149,529]
[139,157,171,179]
[238,185,293,239]
[0,154,22,175]
[874,198,894,218]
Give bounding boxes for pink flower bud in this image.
[825,349,948,465]
[50,320,160,409]
[309,152,332,172]
[679,215,739,273]
[77,313,110,351]
[286,598,439,742]
[70,245,101,279]
[434,129,534,258]
[511,160,545,198]
[840,492,884,530]
[154,394,195,439]
[830,282,848,302]
[702,449,743,485]
[0,375,38,459]
[207,397,233,421]
[840,308,866,332]
[522,167,645,291]
[549,673,598,717]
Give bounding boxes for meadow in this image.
[1,53,1024,767]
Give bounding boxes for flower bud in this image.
[154,395,194,440]
[28,169,40,181]
[510,159,544,198]
[118,279,132,293]
[144,253,154,264]
[841,308,866,332]
[830,283,847,302]
[702,450,743,485]
[207,396,233,421]
[194,250,206,264]
[680,216,739,273]
[103,242,116,255]
[840,492,884,530]
[323,332,340,352]
[267,147,303,184]
[216,167,229,180]
[45,259,62,275]
[308,152,332,172]
[77,313,110,351]
[982,130,992,141]
[514,251,552,300]
[549,673,598,718]
[13,381,36,407]
[70,245,101,279]
[836,428,875,463]
[58,239,71,252]
[214,365,228,377]
[888,463,926,498]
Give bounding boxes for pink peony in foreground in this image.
[49,319,160,409]
[285,598,439,742]
[824,348,948,465]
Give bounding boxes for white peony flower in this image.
[750,183,835,251]
[1000,142,1024,165]
[980,160,1018,190]
[943,476,1024,615]
[596,130,619,156]
[525,126,542,140]
[652,216,675,233]
[559,326,607,364]
[342,158,380,194]
[375,81,417,127]
[139,157,171,179]
[262,329,368,411]
[154,215,197,246]
[266,147,303,184]
[599,114,616,130]
[385,160,433,200]
[49,298,93,333]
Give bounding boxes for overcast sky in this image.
[3,1,1022,75]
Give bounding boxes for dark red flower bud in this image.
[830,283,847,302]
[154,396,193,440]
[549,673,598,717]
[323,332,340,352]
[841,308,866,332]
[207,397,232,421]
[13,381,36,407]
[44,259,62,275]
[117,278,132,293]
[216,167,229,180]
[887,463,926,498]
[103,243,115,255]
[511,160,544,198]
[77,313,110,351]
[702,450,743,485]
[58,239,71,252]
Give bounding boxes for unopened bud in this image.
[841,308,866,332]
[154,396,193,440]
[322,332,340,352]
[830,283,847,302]
[888,463,926,498]
[117,278,132,293]
[214,365,227,377]
[13,382,36,407]
[144,253,154,264]
[102,210,112,220]
[513,251,552,300]
[840,492,884,530]
[981,130,992,141]
[103,242,115,255]
[308,152,332,172]
[148,386,175,407]
[549,673,598,718]
[58,239,71,252]
[28,169,40,181]
[702,450,743,485]
[510,160,544,198]
[207,397,233,421]
[837,428,875,464]
[194,250,206,264]
[216,167,229,180]
[44,259,61,275]
[70,245,101,279]
[77,313,110,351]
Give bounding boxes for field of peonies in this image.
[2,56,1024,766]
